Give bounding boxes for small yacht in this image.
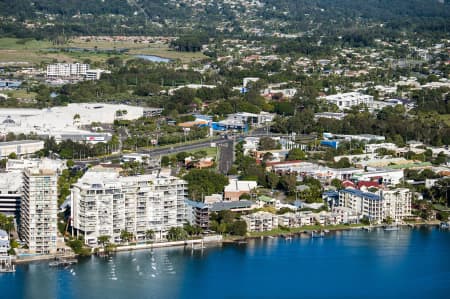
[440,222,449,229]
[384,225,400,231]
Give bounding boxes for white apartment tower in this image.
[20,168,58,254]
[71,168,188,245]
[339,188,412,224]
[46,63,89,78]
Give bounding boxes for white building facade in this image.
[0,140,44,158]
[71,168,188,245]
[339,188,411,224]
[242,211,278,232]
[46,63,89,78]
[321,92,374,110]
[20,168,58,254]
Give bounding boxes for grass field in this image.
[165,146,218,159]
[439,114,450,126]
[5,89,37,100]
[0,37,206,65]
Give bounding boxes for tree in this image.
[279,174,297,195]
[334,158,351,168]
[383,216,394,225]
[176,152,189,162]
[286,148,306,160]
[266,172,280,189]
[120,230,133,243]
[167,227,188,241]
[145,229,155,241]
[330,178,343,190]
[183,169,229,201]
[230,220,247,236]
[8,152,17,159]
[98,235,110,247]
[161,156,170,167]
[258,137,281,150]
[66,159,75,168]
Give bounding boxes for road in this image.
[75,131,316,164]
[139,138,227,156]
[217,140,234,174]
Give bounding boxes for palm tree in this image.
[97,235,110,247]
[145,229,155,241]
[120,230,133,243]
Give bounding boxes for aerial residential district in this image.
[0,0,448,289]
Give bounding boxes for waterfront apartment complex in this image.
[338,188,412,223]
[20,167,58,254]
[242,211,278,232]
[71,168,188,245]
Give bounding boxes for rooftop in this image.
[0,229,8,238]
[340,188,381,201]
[0,140,44,146]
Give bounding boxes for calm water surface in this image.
[2,227,450,299]
[135,55,171,63]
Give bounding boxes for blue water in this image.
[135,55,171,63]
[2,227,450,299]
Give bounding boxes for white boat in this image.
[440,222,449,229]
[384,225,400,231]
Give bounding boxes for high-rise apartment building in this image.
[20,168,58,254]
[71,167,188,245]
[46,63,89,78]
[338,188,412,223]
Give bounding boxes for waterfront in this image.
[2,227,450,299]
[134,54,171,63]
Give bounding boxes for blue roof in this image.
[185,199,208,209]
[185,199,253,211]
[340,188,381,201]
[211,200,253,212]
[323,191,339,197]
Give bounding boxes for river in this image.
[2,227,450,299]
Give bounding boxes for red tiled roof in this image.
[342,180,355,188]
[357,181,380,189]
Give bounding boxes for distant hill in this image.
[0,0,448,38]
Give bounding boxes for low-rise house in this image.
[224,179,257,201]
[256,195,277,208]
[185,199,255,230]
[242,211,278,232]
[277,212,313,228]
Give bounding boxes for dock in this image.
[49,258,78,267]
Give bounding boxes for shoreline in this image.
[10,221,441,264]
[226,221,441,242]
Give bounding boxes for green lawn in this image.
[0,38,52,50]
[248,224,363,237]
[439,114,450,126]
[0,37,207,65]
[165,146,218,159]
[5,89,37,100]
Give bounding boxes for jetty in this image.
[49,258,78,267]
